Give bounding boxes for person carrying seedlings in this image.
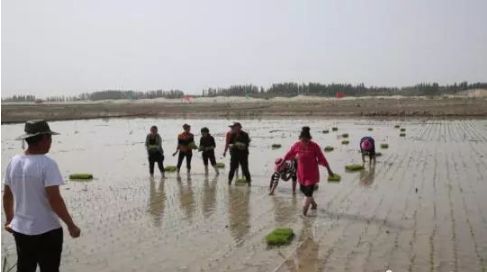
[199,127,219,175]
[269,158,297,195]
[282,126,335,216]
[145,125,165,177]
[360,136,376,165]
[227,122,252,185]
[3,120,81,272]
[173,123,196,175]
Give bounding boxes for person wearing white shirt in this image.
[3,120,80,272]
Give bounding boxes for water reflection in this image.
[177,175,195,222]
[202,176,217,218]
[284,219,320,271]
[360,164,376,186]
[228,187,250,246]
[272,195,297,225]
[147,178,166,227]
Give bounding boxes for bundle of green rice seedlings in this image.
[375,152,382,156]
[332,127,338,131]
[345,164,365,171]
[327,174,341,182]
[368,128,373,131]
[342,133,349,138]
[341,140,350,145]
[235,178,247,185]
[69,173,93,180]
[400,128,406,132]
[322,130,329,134]
[324,146,334,152]
[265,228,294,246]
[164,166,178,172]
[188,142,198,150]
[400,133,406,137]
[271,144,282,149]
[394,125,400,128]
[215,162,225,168]
[380,143,389,149]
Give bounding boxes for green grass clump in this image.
[235,178,248,185]
[368,128,373,131]
[164,166,178,172]
[328,174,341,182]
[332,127,338,131]
[265,228,294,246]
[345,164,365,171]
[341,140,350,145]
[271,144,282,149]
[324,146,334,152]
[215,162,225,168]
[322,130,329,134]
[380,143,389,149]
[342,133,349,138]
[400,133,406,137]
[394,125,400,128]
[69,173,93,180]
[400,128,406,132]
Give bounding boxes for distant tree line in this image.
[2,82,486,103]
[202,81,487,98]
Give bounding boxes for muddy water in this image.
[2,118,487,272]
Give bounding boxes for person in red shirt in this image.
[282,126,335,216]
[173,124,195,175]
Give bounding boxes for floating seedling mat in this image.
[265,228,294,246]
[368,128,373,131]
[328,174,341,182]
[400,133,406,137]
[380,143,389,149]
[322,130,329,134]
[324,146,334,152]
[69,173,93,181]
[271,144,282,149]
[164,166,178,172]
[342,133,349,138]
[345,164,365,171]
[394,125,400,128]
[400,128,406,132]
[235,178,248,185]
[332,127,338,131]
[342,140,350,145]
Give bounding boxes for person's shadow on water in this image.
[227,186,250,247]
[177,175,195,223]
[360,163,376,187]
[202,176,218,218]
[147,178,166,227]
[283,218,320,271]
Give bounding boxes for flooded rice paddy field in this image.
[2,118,487,272]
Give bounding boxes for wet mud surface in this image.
[2,118,487,271]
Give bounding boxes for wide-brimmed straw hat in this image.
[16,120,59,140]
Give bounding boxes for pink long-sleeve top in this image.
[283,140,329,186]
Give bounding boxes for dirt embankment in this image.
[2,96,487,123]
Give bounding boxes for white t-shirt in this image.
[4,154,65,235]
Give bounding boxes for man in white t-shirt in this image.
[3,120,81,272]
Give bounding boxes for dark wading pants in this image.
[149,152,165,175]
[177,152,192,170]
[13,228,63,272]
[229,152,251,182]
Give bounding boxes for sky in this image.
[1,0,487,98]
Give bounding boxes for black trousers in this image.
[177,152,192,170]
[229,152,251,182]
[148,152,164,175]
[202,151,216,166]
[13,228,63,272]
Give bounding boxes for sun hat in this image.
[229,122,242,128]
[16,120,59,140]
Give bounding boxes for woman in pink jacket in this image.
[283,126,335,216]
